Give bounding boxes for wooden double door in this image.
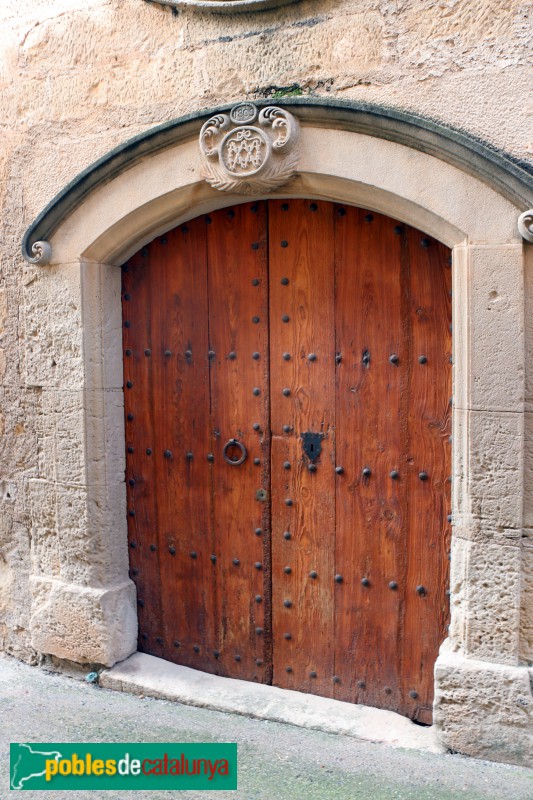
[122,200,451,723]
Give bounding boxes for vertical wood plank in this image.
[269,199,336,697]
[207,202,271,683]
[333,207,405,709]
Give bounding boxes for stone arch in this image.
[23,100,532,764]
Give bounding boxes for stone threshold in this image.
[100,652,445,754]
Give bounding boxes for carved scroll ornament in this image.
[199,103,300,195]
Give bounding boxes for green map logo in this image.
[10,743,237,791]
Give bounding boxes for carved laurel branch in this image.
[24,240,52,265]
[201,148,299,195]
[518,210,533,243]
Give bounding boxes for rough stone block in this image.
[434,644,533,767]
[453,245,525,413]
[453,408,524,530]
[520,540,533,665]
[29,576,137,667]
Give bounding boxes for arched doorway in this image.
[122,199,452,723]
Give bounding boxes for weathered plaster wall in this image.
[0,0,531,762]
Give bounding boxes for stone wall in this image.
[0,0,531,764]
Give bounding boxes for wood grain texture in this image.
[122,200,451,721]
[268,200,335,697]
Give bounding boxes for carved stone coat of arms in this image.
[199,103,300,194]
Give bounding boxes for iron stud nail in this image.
[174,641,181,648]
[418,355,428,364]
[124,293,131,301]
[333,675,341,683]
[255,595,262,603]
[254,562,262,570]
[310,203,318,211]
[128,478,135,487]
[283,531,291,540]
[284,566,292,574]
[286,666,292,673]
[185,349,192,359]
[358,680,366,689]
[308,464,317,473]
[283,352,291,360]
[337,207,346,217]
[169,546,176,555]
[124,320,131,328]
[128,510,135,517]
[256,658,263,666]
[208,350,216,359]
[165,349,172,357]
[232,558,240,566]
[281,240,288,248]
[389,354,399,364]
[282,424,291,433]
[308,353,317,361]
[416,585,426,595]
[255,627,264,635]
[127,446,134,454]
[282,314,290,323]
[251,278,260,285]
[193,645,200,653]
[285,498,293,506]
[227,210,235,219]
[409,690,418,699]
[181,223,189,232]
[164,450,172,458]
[252,352,260,360]
[309,670,317,677]
[206,215,211,224]
[282,388,291,396]
[362,467,371,477]
[146,448,152,456]
[207,453,214,462]
[186,451,194,460]
[129,541,136,548]
[210,554,217,563]
[421,238,430,247]
[364,213,374,222]
[361,577,370,587]
[335,353,342,364]
[251,203,258,212]
[284,632,292,640]
[144,348,151,357]
[234,654,241,662]
[281,203,289,211]
[254,458,260,465]
[335,574,343,583]
[126,381,133,389]
[190,551,197,559]
[389,581,398,590]
[390,470,399,480]
[281,277,289,285]
[254,527,262,536]
[309,570,317,579]
[384,686,392,694]
[125,348,132,356]
[335,466,344,475]
[141,247,148,256]
[283,461,291,470]
[284,599,292,608]
[127,413,134,421]
[252,316,260,324]
[141,633,148,640]
[447,514,452,523]
[228,351,237,360]
[156,637,164,645]
[419,471,428,481]
[253,387,261,396]
[446,589,451,596]
[251,243,259,251]
[150,544,157,551]
[394,225,403,234]
[253,423,261,431]
[213,650,220,658]
[131,568,139,576]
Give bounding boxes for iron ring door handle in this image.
[223,439,247,466]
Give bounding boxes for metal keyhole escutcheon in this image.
[223,438,247,466]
